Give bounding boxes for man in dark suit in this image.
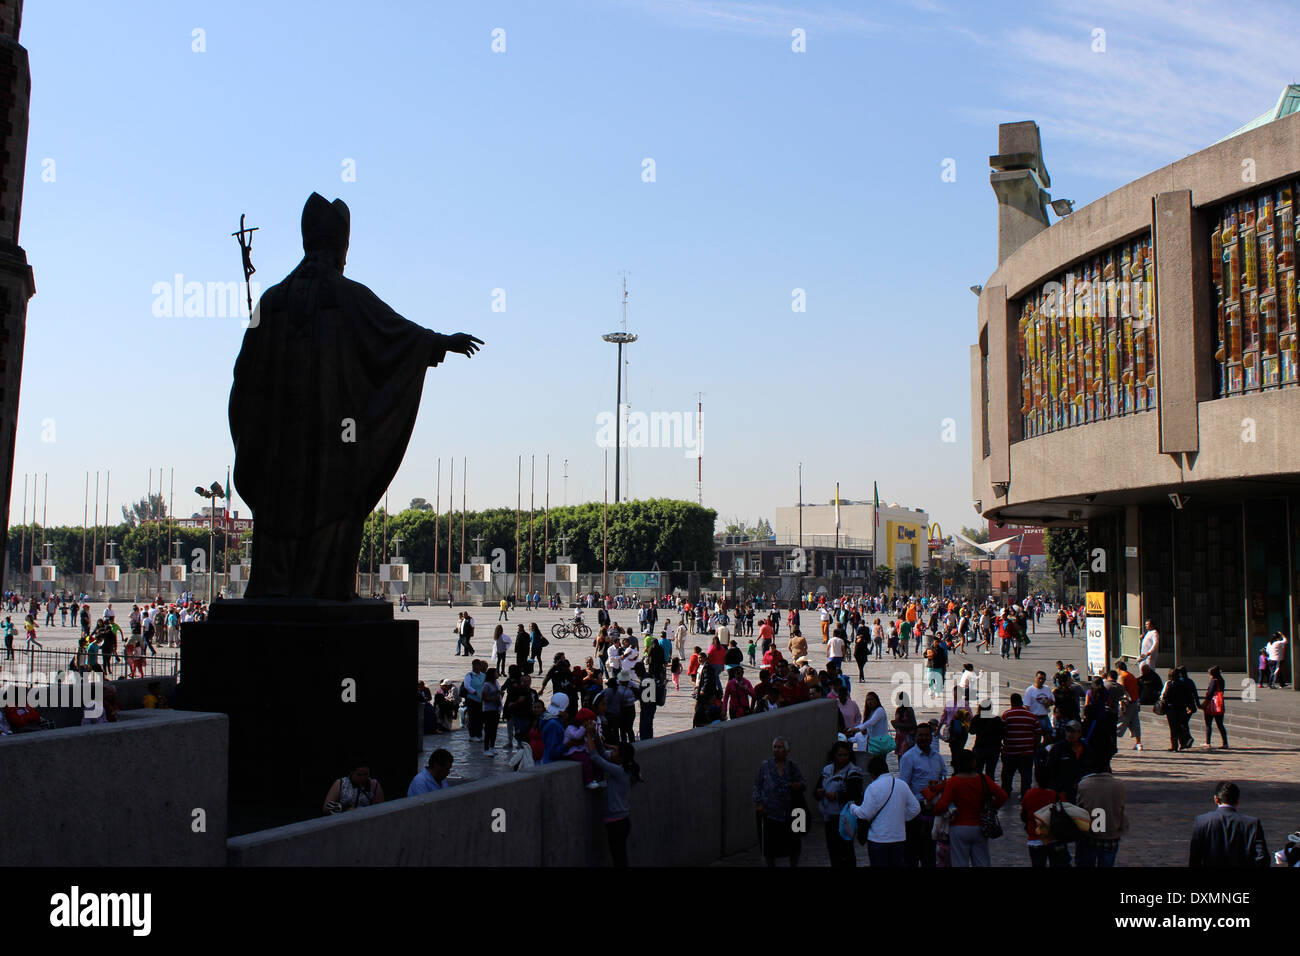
[1188,782,1270,867]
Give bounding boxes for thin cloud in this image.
[619,0,880,36]
[949,0,1295,190]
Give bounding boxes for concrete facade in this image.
[972,109,1300,673]
[773,502,931,571]
[0,709,228,866]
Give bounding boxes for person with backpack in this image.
[1020,763,1073,867]
[815,740,865,868]
[851,754,920,867]
[1158,667,1195,751]
[529,622,548,672]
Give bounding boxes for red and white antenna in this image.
[697,392,704,505]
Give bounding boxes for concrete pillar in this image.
[990,121,1051,265]
[1124,504,1141,629]
[1154,190,1213,453]
[0,0,34,567]
[985,286,1018,491]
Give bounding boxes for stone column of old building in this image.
[0,0,35,578]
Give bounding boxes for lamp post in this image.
[602,330,637,503]
[195,480,224,604]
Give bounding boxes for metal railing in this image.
[0,647,181,687]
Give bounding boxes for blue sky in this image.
[11,0,1296,539]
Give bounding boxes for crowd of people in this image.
[302,589,1293,868]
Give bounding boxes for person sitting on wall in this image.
[407,749,454,797]
[142,682,169,709]
[324,764,385,814]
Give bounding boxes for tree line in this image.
[6,498,718,579]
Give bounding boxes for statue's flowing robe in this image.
[229,255,446,599]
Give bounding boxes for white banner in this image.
[1085,616,1107,676]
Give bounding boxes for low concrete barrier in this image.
[720,700,838,855]
[225,699,839,866]
[227,771,546,866]
[0,709,228,866]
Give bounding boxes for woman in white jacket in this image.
[852,755,921,867]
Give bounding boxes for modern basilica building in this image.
[971,89,1300,682]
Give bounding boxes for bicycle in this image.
[551,620,592,640]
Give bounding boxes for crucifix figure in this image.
[231,213,259,318]
[471,533,486,560]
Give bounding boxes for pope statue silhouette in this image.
[228,193,483,600]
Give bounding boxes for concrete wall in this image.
[226,699,839,867]
[0,709,228,866]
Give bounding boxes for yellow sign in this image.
[1085,591,1106,616]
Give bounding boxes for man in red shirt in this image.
[1020,763,1071,867]
[1000,693,1040,799]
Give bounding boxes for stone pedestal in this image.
[179,599,418,834]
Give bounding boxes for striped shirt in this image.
[1001,705,1039,756]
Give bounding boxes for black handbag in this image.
[979,776,1003,839]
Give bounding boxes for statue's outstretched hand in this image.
[446,333,484,357]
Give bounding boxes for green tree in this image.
[961,524,990,544]
[1044,527,1089,577]
[120,493,167,528]
[874,564,893,592]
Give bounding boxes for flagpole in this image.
[528,455,535,597]
[446,459,453,605]
[602,450,608,598]
[433,458,441,603]
[223,466,231,591]
[834,481,840,593]
[168,468,175,599]
[465,455,470,598]
[81,472,88,594]
[873,481,880,597]
[19,473,26,582]
[92,472,99,588]
[544,454,550,596]
[515,456,521,604]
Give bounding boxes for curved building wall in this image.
[971,110,1300,675]
[973,108,1300,522]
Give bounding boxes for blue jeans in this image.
[1075,842,1119,867]
[949,825,990,867]
[866,840,906,867]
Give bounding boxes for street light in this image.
[602,330,637,503]
[195,480,224,604]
